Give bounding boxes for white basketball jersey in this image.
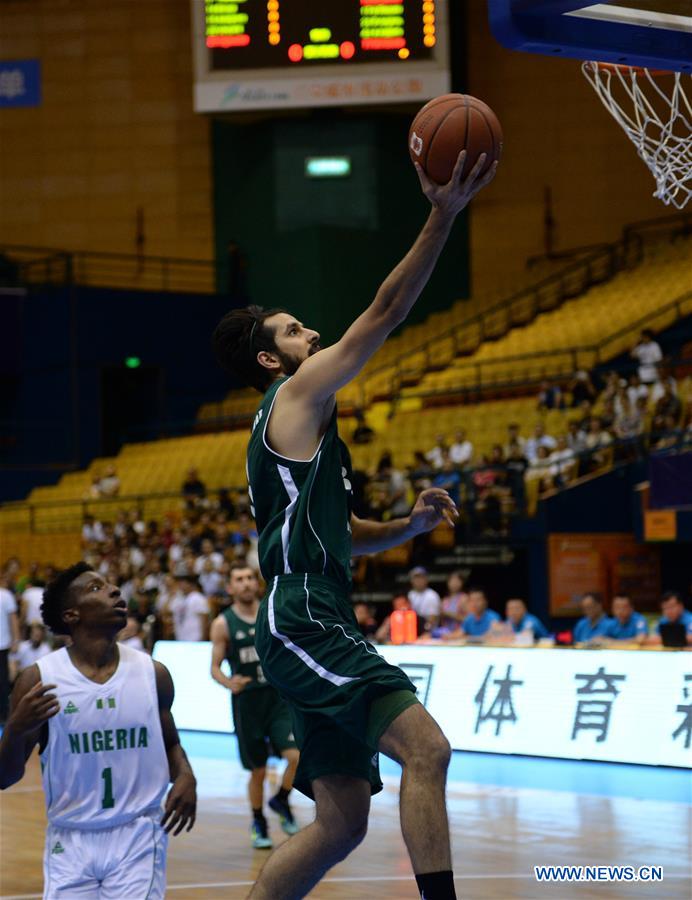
[37,644,169,830]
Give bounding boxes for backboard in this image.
[487,1,692,71]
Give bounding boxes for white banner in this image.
[153,641,691,768]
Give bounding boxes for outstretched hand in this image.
[415,150,498,217]
[408,488,458,536]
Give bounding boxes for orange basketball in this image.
[409,93,503,185]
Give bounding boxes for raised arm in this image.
[155,661,197,835]
[284,152,497,406]
[0,665,58,790]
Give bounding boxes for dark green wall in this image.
[212,110,470,343]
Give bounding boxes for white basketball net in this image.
[582,62,692,209]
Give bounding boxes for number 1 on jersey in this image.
[101,767,115,809]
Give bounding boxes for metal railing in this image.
[355,212,691,404]
[0,243,216,294]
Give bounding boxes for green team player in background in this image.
[212,149,496,900]
[210,563,300,849]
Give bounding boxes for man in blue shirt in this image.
[606,594,649,644]
[573,593,614,644]
[505,598,549,640]
[462,589,501,639]
[656,591,692,646]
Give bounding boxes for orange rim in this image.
[586,61,673,78]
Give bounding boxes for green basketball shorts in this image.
[255,573,419,799]
[232,685,297,771]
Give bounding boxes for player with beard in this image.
[0,562,196,899]
[212,150,496,900]
[210,563,299,849]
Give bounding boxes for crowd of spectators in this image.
[353,336,690,532]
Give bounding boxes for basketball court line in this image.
[2,871,690,899]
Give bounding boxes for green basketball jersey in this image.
[223,605,267,691]
[247,377,353,588]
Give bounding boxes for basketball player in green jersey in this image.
[212,150,496,900]
[210,563,300,849]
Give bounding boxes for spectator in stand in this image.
[652,381,682,433]
[199,557,225,596]
[19,580,45,634]
[504,598,549,640]
[81,514,105,545]
[439,571,468,630]
[99,464,120,498]
[506,444,529,478]
[537,379,563,411]
[573,592,614,643]
[194,538,224,575]
[654,590,692,645]
[525,423,557,463]
[461,588,500,639]
[652,414,682,450]
[218,487,236,519]
[605,594,649,644]
[550,436,577,486]
[15,561,41,595]
[11,621,51,674]
[351,410,375,445]
[353,602,378,639]
[525,445,555,492]
[182,467,207,508]
[0,576,19,723]
[504,423,526,459]
[449,430,473,467]
[86,473,103,499]
[613,394,644,442]
[374,457,411,519]
[432,452,462,507]
[631,329,662,385]
[425,434,448,470]
[626,372,649,408]
[584,417,613,469]
[168,574,210,641]
[650,370,678,405]
[407,566,441,629]
[568,370,597,408]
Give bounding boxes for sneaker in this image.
[268,794,299,835]
[251,819,273,849]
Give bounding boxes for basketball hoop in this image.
[582,62,692,210]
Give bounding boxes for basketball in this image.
[409,93,503,185]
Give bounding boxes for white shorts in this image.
[43,813,168,899]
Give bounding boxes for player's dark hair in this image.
[582,591,603,606]
[661,590,682,605]
[212,304,288,392]
[229,561,257,575]
[41,561,91,635]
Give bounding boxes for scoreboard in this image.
[191,0,450,112]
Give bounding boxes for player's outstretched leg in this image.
[247,774,370,900]
[268,748,300,835]
[379,703,456,900]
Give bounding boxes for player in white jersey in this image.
[0,562,197,899]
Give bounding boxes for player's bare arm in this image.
[0,665,58,789]
[210,615,252,694]
[267,151,497,460]
[350,488,459,556]
[155,661,197,834]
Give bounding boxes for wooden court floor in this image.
[1,750,690,900]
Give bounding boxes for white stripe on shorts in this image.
[267,577,358,687]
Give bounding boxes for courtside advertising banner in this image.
[153,642,691,768]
